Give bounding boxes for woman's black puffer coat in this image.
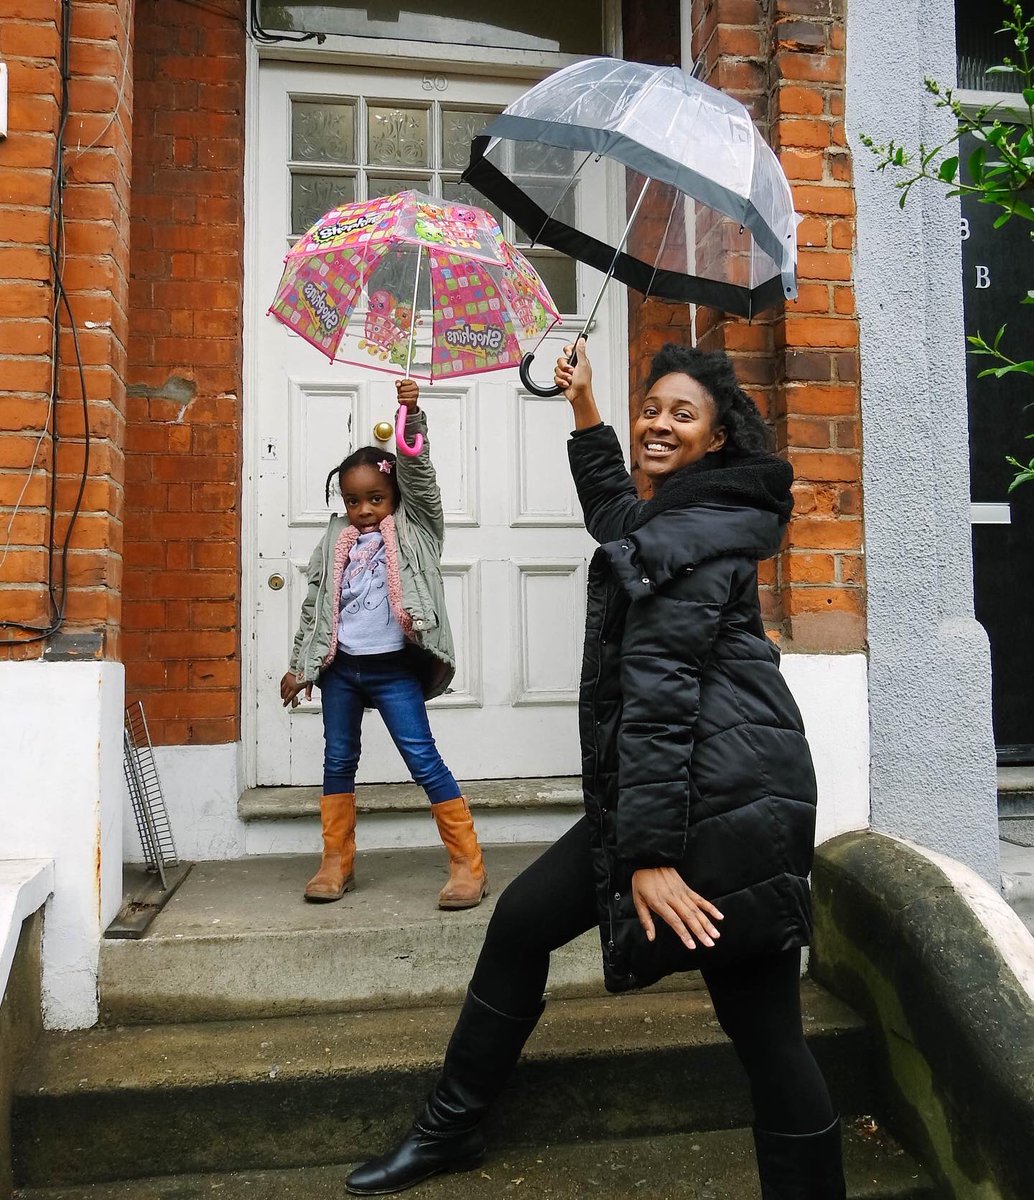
[568,424,818,994]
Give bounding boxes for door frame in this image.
[241,29,628,789]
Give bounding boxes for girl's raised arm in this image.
[394,382,445,541]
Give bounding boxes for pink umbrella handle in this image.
[395,403,424,457]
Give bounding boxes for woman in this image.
[346,340,846,1199]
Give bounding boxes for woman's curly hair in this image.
[644,343,773,459]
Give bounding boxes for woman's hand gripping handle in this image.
[554,337,603,431]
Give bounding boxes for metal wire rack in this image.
[123,701,179,889]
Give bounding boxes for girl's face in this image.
[634,372,726,482]
[340,463,397,533]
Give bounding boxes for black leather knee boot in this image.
[752,1116,847,1199]
[345,989,544,1196]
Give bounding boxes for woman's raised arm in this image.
[557,339,645,542]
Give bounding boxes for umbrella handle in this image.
[519,351,565,398]
[395,403,424,457]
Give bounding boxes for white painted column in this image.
[0,660,124,1029]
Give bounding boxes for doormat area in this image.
[999,818,1034,848]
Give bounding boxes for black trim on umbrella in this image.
[464,146,787,319]
[475,118,794,294]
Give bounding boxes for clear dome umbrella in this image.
[462,57,799,395]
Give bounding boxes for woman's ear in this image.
[710,425,728,453]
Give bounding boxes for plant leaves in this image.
[938,155,959,181]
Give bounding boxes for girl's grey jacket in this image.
[288,409,456,699]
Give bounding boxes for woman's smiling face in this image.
[634,372,727,482]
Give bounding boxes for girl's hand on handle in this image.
[280,670,313,709]
[554,337,602,430]
[631,867,724,951]
[395,378,420,411]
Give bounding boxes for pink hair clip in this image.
[377,459,394,474]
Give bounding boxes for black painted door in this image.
[960,130,1034,760]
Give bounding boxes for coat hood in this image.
[601,503,786,600]
[600,452,793,600]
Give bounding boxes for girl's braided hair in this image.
[325,445,401,507]
[644,343,773,459]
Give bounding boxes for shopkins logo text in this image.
[312,213,378,243]
[301,281,341,333]
[443,323,503,353]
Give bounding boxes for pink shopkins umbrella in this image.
[268,191,561,455]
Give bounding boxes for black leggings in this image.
[471,817,835,1135]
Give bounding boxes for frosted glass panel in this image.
[442,110,491,169]
[368,174,431,200]
[367,105,429,168]
[291,173,355,235]
[291,100,356,163]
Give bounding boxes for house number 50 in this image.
[422,74,448,92]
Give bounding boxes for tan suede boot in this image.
[431,796,488,909]
[304,792,357,902]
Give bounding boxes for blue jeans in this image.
[319,650,460,803]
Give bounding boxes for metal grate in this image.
[123,702,179,888]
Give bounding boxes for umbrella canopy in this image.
[268,190,560,382]
[463,58,798,319]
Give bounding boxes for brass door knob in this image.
[373,421,394,442]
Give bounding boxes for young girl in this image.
[346,343,845,1199]
[280,379,488,910]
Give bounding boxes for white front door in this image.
[249,59,627,787]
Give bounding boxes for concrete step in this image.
[99,844,656,1024]
[235,780,583,857]
[12,1122,937,1200]
[12,984,877,1189]
[239,777,583,819]
[997,765,1034,816]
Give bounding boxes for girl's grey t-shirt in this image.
[337,531,406,654]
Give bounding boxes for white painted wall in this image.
[0,661,124,1029]
[123,742,247,861]
[129,653,869,861]
[782,653,870,846]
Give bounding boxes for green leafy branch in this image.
[969,326,1034,489]
[861,1,1034,491]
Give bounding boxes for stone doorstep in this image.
[997,765,1034,816]
[12,984,880,1189]
[10,1124,936,1200]
[238,776,583,820]
[99,844,677,1025]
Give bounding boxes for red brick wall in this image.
[0,0,133,661]
[690,0,864,651]
[122,0,246,743]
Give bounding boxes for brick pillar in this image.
[690,0,864,650]
[0,0,133,660]
[123,0,245,745]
